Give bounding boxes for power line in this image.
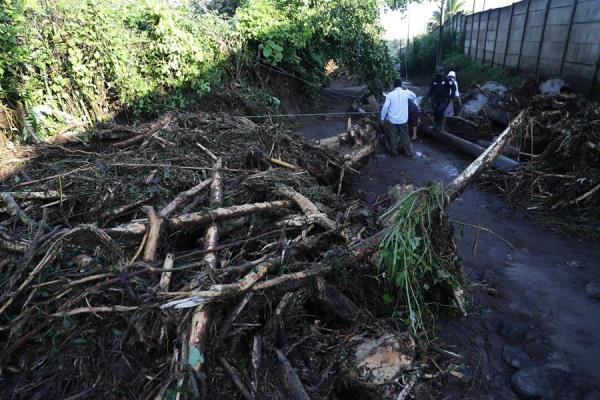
[238,52,365,107]
[234,111,376,119]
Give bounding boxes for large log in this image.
[443,111,524,204]
[189,158,224,379]
[274,186,349,241]
[141,206,163,263]
[275,349,311,400]
[350,112,525,255]
[111,112,176,149]
[476,139,521,159]
[105,200,295,237]
[159,178,212,219]
[161,257,281,309]
[421,125,519,171]
[346,143,376,170]
[203,158,223,271]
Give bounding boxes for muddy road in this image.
[294,80,600,399]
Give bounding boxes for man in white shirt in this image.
[381,79,414,157]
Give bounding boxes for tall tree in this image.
[428,0,465,30]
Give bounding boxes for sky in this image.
[381,0,515,41]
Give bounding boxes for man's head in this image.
[435,65,445,75]
[394,78,403,88]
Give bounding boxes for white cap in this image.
[448,71,456,78]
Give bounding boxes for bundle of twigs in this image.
[481,93,600,235]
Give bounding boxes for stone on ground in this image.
[585,281,600,299]
[503,345,533,370]
[348,333,415,386]
[538,78,566,94]
[510,367,554,399]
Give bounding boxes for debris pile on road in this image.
[0,111,467,399]
[481,92,600,235]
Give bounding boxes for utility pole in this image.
[436,0,446,66]
[405,3,410,80]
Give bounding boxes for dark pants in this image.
[388,122,412,157]
[432,98,449,129]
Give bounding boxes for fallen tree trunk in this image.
[315,133,346,148]
[442,111,524,204]
[112,112,176,149]
[203,158,223,271]
[188,158,223,382]
[346,143,376,170]
[275,349,311,400]
[476,139,521,159]
[349,112,525,255]
[1,192,35,227]
[141,206,163,263]
[275,186,349,241]
[5,191,61,200]
[421,125,519,171]
[161,257,281,308]
[159,178,212,219]
[105,200,295,237]
[0,233,28,253]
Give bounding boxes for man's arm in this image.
[406,89,416,100]
[427,80,435,100]
[380,96,391,122]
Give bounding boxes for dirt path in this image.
[295,80,600,399]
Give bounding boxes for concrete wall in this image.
[445,0,600,92]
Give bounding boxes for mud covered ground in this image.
[294,79,600,399]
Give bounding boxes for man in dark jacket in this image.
[427,66,455,130]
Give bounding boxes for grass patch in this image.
[378,184,467,342]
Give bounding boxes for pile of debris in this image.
[0,110,472,399]
[481,92,600,235]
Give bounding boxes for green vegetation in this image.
[404,32,520,91]
[0,0,394,141]
[405,29,460,74]
[378,184,466,340]
[428,0,465,31]
[1,0,235,137]
[442,53,521,89]
[236,0,395,94]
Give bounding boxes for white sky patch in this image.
[382,0,516,41]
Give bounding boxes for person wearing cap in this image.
[380,78,414,157]
[442,71,461,130]
[427,66,456,130]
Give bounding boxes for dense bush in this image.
[235,0,395,95]
[0,0,394,140]
[0,0,236,136]
[405,29,460,74]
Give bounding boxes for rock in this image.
[510,367,554,399]
[585,281,600,299]
[447,364,474,386]
[498,320,529,341]
[539,78,566,94]
[503,346,533,370]
[583,391,600,400]
[348,333,415,386]
[544,350,571,373]
[461,91,488,117]
[484,96,511,125]
[481,81,509,95]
